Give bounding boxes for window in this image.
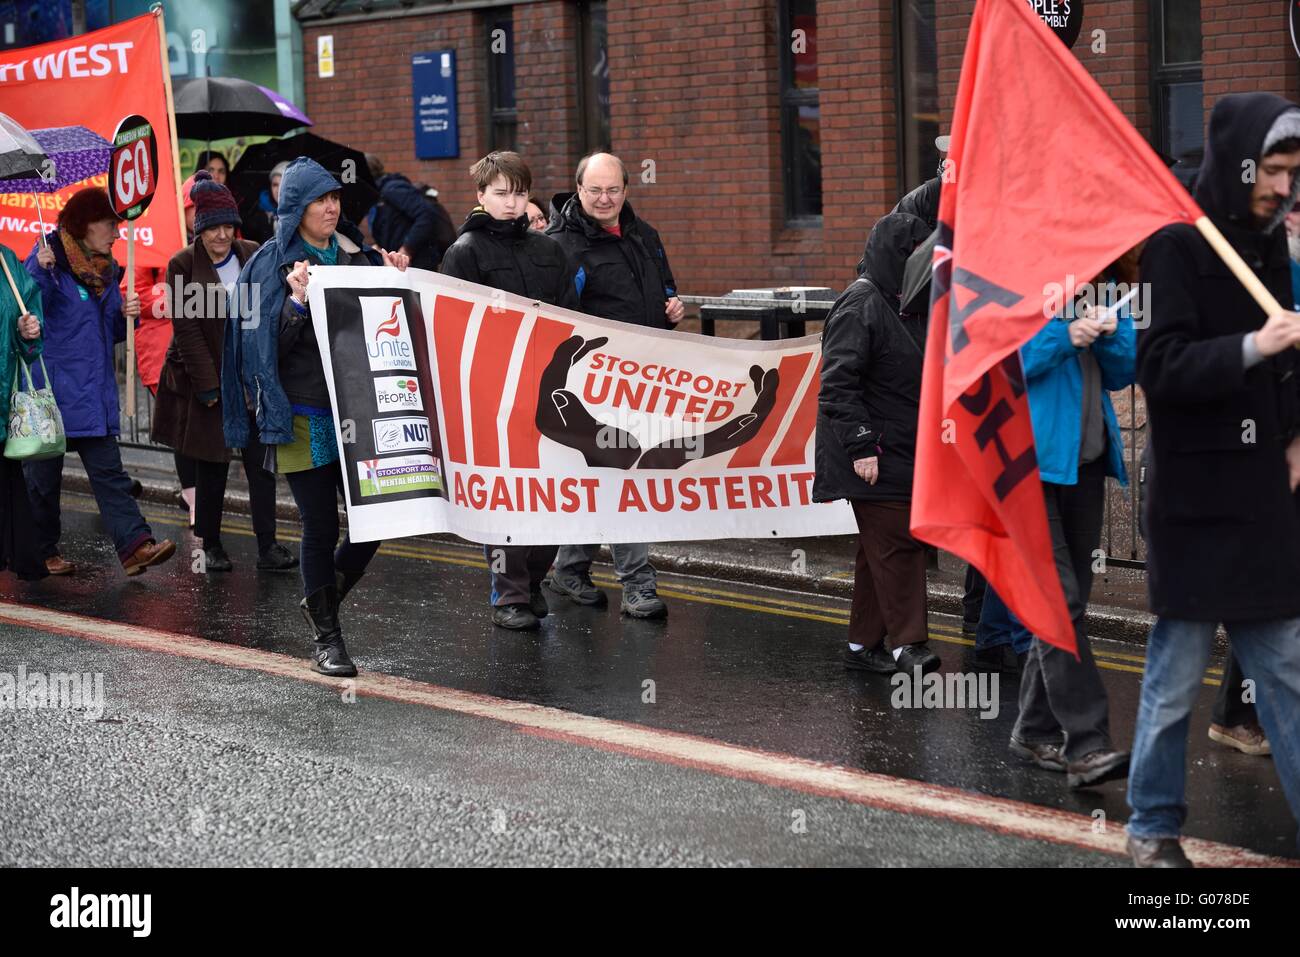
[1150,0,1203,188]
[577,0,610,155]
[485,10,517,153]
[896,0,940,194]
[778,0,821,223]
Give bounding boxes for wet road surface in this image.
[0,491,1294,866]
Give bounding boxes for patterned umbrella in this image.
[0,125,112,193]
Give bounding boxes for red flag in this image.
[910,0,1203,653]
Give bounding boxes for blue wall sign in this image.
[412,49,458,159]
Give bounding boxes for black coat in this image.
[545,193,676,329]
[1138,92,1300,622]
[371,173,442,271]
[440,208,579,310]
[814,213,933,503]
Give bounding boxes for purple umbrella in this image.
[255,84,312,129]
[0,121,112,248]
[1,125,112,193]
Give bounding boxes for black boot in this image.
[335,569,365,603]
[300,585,357,678]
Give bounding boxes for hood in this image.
[856,212,933,301]
[460,206,530,238]
[550,191,639,239]
[1195,93,1300,233]
[274,156,343,253]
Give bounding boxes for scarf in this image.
[59,227,114,296]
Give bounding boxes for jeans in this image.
[554,542,656,590]
[23,435,153,561]
[283,462,380,597]
[975,586,1035,656]
[1127,616,1300,841]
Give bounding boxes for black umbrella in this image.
[900,227,939,316]
[230,132,379,226]
[174,77,311,141]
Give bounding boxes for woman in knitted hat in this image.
[153,172,296,574]
[22,187,176,577]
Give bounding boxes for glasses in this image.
[580,186,625,200]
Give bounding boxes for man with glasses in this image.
[543,152,682,619]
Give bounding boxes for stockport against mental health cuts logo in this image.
[361,297,416,373]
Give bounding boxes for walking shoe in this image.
[844,644,896,673]
[129,478,143,499]
[300,584,356,678]
[621,587,667,619]
[529,586,549,619]
[545,572,608,607]
[256,543,299,571]
[44,555,76,576]
[1208,722,1271,756]
[122,538,177,577]
[1066,748,1130,789]
[894,642,941,675]
[1127,835,1193,868]
[493,604,540,631]
[202,544,233,573]
[1009,736,1067,772]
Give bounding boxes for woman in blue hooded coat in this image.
[223,157,408,678]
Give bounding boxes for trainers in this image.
[1009,736,1067,772]
[202,544,233,573]
[256,543,299,571]
[621,587,667,619]
[545,572,608,607]
[122,538,176,577]
[1208,722,1271,756]
[529,586,549,619]
[1066,748,1130,789]
[493,604,540,630]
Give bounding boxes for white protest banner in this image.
[308,265,855,545]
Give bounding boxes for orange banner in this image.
[0,12,182,270]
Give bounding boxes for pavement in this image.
[1,487,1295,867]
[84,444,1159,645]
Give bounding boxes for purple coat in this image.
[24,232,125,438]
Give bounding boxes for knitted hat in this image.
[57,187,117,240]
[191,170,241,233]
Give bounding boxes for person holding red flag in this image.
[1127,92,1300,868]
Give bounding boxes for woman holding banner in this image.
[222,157,408,679]
[0,242,47,581]
[22,188,176,578]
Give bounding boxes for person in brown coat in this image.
[152,172,296,573]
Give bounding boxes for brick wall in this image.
[298,1,1300,301]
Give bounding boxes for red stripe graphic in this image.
[772,365,820,466]
[507,316,576,468]
[728,352,813,469]
[468,308,526,467]
[431,294,475,464]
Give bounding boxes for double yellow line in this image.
[65,493,1222,686]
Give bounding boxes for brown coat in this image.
[151,238,259,462]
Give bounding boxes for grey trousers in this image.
[1011,459,1113,762]
[486,544,558,607]
[553,542,657,590]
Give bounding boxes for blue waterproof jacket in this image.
[1019,293,1136,487]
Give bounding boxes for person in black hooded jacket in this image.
[814,211,940,677]
[440,151,579,631]
[1127,92,1300,868]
